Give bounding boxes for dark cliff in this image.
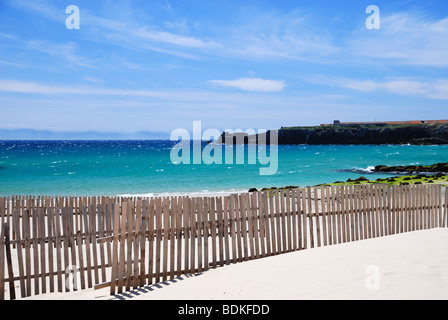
[220,123,448,145]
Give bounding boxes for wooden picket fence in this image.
[0,184,447,300]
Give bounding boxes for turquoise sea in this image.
[0,140,447,196]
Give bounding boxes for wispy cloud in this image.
[348,12,448,66]
[27,40,94,68]
[162,0,172,13]
[209,78,286,92]
[331,78,448,100]
[83,76,103,84]
[0,79,349,131]
[0,60,25,67]
[6,0,63,22]
[7,0,338,63]
[132,27,217,49]
[219,9,339,62]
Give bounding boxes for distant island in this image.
[0,128,170,140]
[220,120,448,145]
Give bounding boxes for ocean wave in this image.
[336,166,376,174]
[118,188,249,198]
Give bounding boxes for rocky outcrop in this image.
[220,123,448,145]
[373,162,448,173]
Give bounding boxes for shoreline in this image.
[1,173,447,199]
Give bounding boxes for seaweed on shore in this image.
[320,174,448,187]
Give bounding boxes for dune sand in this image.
[22,228,448,300]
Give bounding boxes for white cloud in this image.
[209,78,286,92]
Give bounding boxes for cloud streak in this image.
[209,78,286,92]
[332,78,448,100]
[348,12,448,66]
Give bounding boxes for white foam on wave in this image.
[118,188,249,198]
[351,166,376,174]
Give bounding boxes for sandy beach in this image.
[22,228,448,300]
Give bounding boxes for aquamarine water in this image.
[0,140,447,196]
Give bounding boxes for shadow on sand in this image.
[109,273,204,300]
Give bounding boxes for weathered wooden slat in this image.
[46,207,55,293]
[302,188,308,249]
[132,200,142,288]
[202,197,209,271]
[285,189,292,252]
[37,207,47,294]
[258,192,267,258]
[147,199,155,285]
[182,197,190,273]
[140,200,149,286]
[296,189,303,250]
[329,189,336,244]
[67,207,78,291]
[209,197,218,268]
[340,186,347,243]
[223,196,232,265]
[189,198,196,274]
[228,195,238,263]
[280,189,288,252]
[243,193,254,260]
[4,223,16,300]
[290,189,298,251]
[97,204,107,284]
[251,192,260,259]
[216,197,225,266]
[53,208,63,293]
[110,203,120,295]
[161,198,170,282]
[117,202,128,294]
[307,188,315,249]
[12,210,26,298]
[82,206,93,288]
[269,191,278,253]
[233,195,243,262]
[76,228,86,291]
[32,209,40,295]
[322,188,329,245]
[196,197,203,273]
[314,188,321,247]
[89,204,100,286]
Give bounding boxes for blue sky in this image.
[0,0,448,134]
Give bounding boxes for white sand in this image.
[22,228,448,300]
